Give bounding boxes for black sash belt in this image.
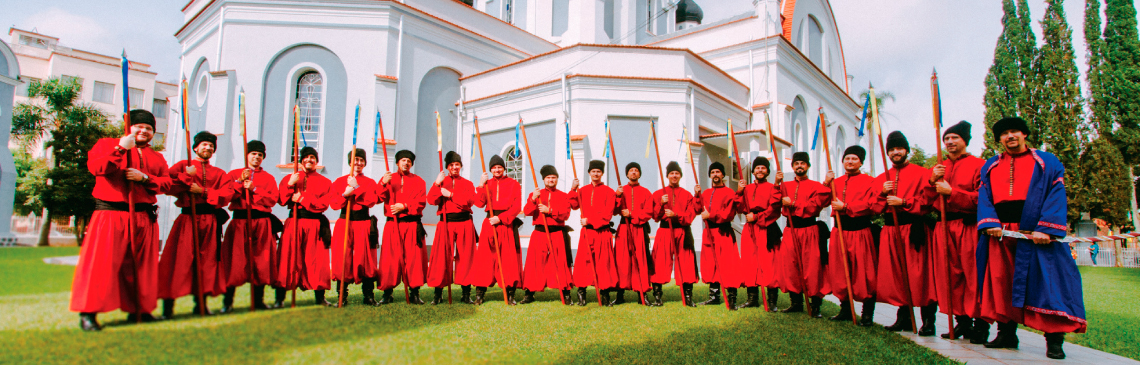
[994,201,1025,224]
[882,211,927,250]
[296,209,325,220]
[944,211,975,222]
[838,215,873,231]
[882,212,921,226]
[231,209,274,220]
[339,208,370,221]
[789,216,817,228]
[534,225,565,233]
[659,220,690,229]
[95,199,157,222]
[443,212,472,222]
[491,209,508,216]
[180,204,216,216]
[388,215,423,223]
[766,223,783,251]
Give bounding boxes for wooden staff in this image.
[931,70,955,338]
[759,112,783,312]
[519,118,567,305]
[120,52,143,323]
[724,119,746,311]
[818,109,859,325]
[376,111,412,304]
[337,103,361,308]
[681,129,702,304]
[180,79,206,316]
[289,105,303,308]
[472,115,512,305]
[238,90,257,312]
[435,111,452,305]
[650,120,686,306]
[606,127,647,306]
[870,85,918,333]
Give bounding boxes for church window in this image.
[833,127,846,171]
[292,71,323,162]
[808,15,823,65]
[503,0,513,24]
[603,0,616,40]
[93,81,115,104]
[504,145,523,182]
[552,0,569,37]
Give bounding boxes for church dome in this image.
[675,0,704,25]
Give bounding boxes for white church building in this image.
[168,0,861,246]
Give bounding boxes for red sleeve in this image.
[711,189,738,223]
[568,189,580,210]
[355,178,379,208]
[86,138,126,176]
[427,181,444,206]
[166,160,190,196]
[632,188,652,224]
[679,190,697,225]
[496,180,520,223]
[138,150,172,196]
[551,191,571,222]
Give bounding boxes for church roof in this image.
[675,0,704,24]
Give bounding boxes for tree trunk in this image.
[74,215,87,244]
[36,209,52,247]
[1130,169,1140,232]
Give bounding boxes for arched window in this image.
[504,145,524,182]
[292,71,323,162]
[808,16,823,65]
[793,123,803,153]
[833,127,846,171]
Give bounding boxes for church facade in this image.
[168,0,860,245]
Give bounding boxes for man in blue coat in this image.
[976,117,1086,359]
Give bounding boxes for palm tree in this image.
[856,88,896,174]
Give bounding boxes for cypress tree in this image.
[1082,138,1131,227]
[983,0,1037,157]
[1102,0,1140,163]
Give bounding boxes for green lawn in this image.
[1065,266,1140,360]
[0,247,960,364]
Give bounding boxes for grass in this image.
[1060,266,1140,360]
[0,247,962,364]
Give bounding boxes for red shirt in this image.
[87,138,171,204]
[833,173,876,218]
[377,171,426,218]
[780,177,832,219]
[427,175,475,214]
[279,170,331,214]
[739,180,783,225]
[616,182,653,225]
[570,182,616,229]
[167,159,227,208]
[652,186,699,226]
[474,176,521,223]
[221,167,279,213]
[524,187,571,226]
[874,162,932,216]
[700,185,739,224]
[925,153,984,213]
[989,151,1035,203]
[329,173,379,212]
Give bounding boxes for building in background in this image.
[9,28,178,152]
[171,0,859,248]
[0,39,22,245]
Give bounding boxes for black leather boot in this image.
[611,289,625,305]
[766,288,779,312]
[221,287,236,313]
[127,312,160,323]
[809,296,823,318]
[507,287,519,305]
[651,284,663,307]
[431,287,445,305]
[736,287,759,309]
[970,318,991,344]
[378,289,395,305]
[252,285,269,310]
[830,300,853,321]
[79,313,102,331]
[699,283,722,305]
[334,281,350,307]
[362,280,378,306]
[780,293,804,313]
[576,288,588,306]
[942,315,974,339]
[473,287,486,305]
[918,305,937,336]
[884,307,913,332]
[682,284,696,307]
[519,290,536,304]
[192,294,210,316]
[600,289,613,307]
[315,290,334,307]
[273,287,287,308]
[1045,332,1066,359]
[162,299,175,319]
[984,321,1019,349]
[408,287,425,305]
[460,286,473,304]
[858,300,876,326]
[561,290,572,305]
[726,288,738,311]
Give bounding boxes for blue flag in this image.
[120,51,130,114]
[858,94,869,137]
[603,119,610,159]
[811,115,820,150]
[470,132,476,159]
[565,121,571,159]
[514,122,521,158]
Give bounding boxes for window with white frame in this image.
[504,145,523,182]
[291,71,323,162]
[16,76,40,97]
[61,75,82,97]
[18,35,47,49]
[503,0,513,23]
[646,0,656,35]
[92,81,115,104]
[128,88,144,109]
[152,99,168,118]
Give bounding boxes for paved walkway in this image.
[824,297,1137,364]
[43,255,79,266]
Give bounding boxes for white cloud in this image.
[22,7,115,53]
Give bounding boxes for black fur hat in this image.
[625,162,641,175]
[589,160,605,172]
[752,156,770,171]
[540,164,558,178]
[992,117,1029,141]
[708,161,725,176]
[247,140,266,154]
[792,151,810,165]
[489,154,506,169]
[444,151,462,166]
[395,149,415,164]
[129,109,156,128]
[300,146,319,162]
[666,161,682,175]
[843,145,866,163]
[193,131,216,149]
[885,131,910,153]
[944,120,972,145]
[346,148,366,164]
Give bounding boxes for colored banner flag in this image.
[811,115,820,150]
[726,120,734,159]
[352,102,360,146]
[645,125,653,158]
[858,94,869,137]
[933,76,944,128]
[435,111,442,152]
[514,122,522,158]
[120,51,130,114]
[373,111,382,154]
[565,120,572,159]
[603,119,610,159]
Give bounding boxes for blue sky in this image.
[4,0,1136,155]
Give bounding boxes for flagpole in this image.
[239,89,256,312]
[760,111,782,312]
[290,105,302,308]
[607,126,647,306]
[435,111,452,305]
[376,111,412,304]
[724,119,743,311]
[931,70,955,338]
[337,103,360,308]
[180,79,206,316]
[649,121,686,306]
[472,115,513,306]
[121,52,143,323]
[818,109,859,325]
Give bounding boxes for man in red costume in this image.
[650,161,700,306]
[470,155,523,305]
[696,161,741,309]
[275,146,333,306]
[72,110,171,330]
[613,162,654,305]
[377,150,428,304]
[875,131,937,335]
[159,131,228,318]
[570,160,619,306]
[426,151,479,304]
[736,157,782,310]
[827,146,879,325]
[924,121,987,341]
[330,148,380,306]
[778,152,833,316]
[220,140,279,311]
[520,165,574,304]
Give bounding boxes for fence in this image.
[10,213,77,239]
[1071,241,1140,268]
